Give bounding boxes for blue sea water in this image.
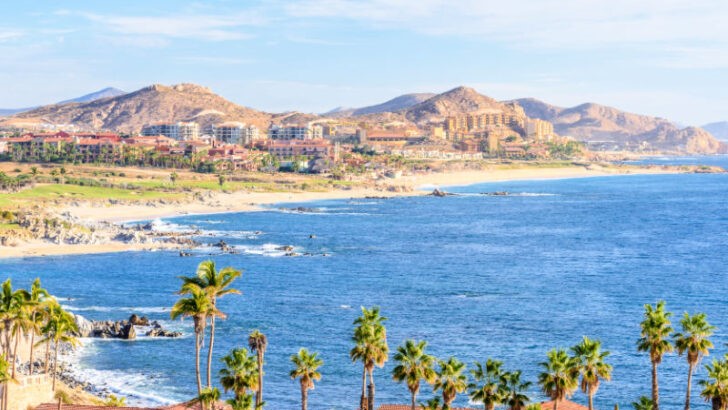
[3,159,728,409]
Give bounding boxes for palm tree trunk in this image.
[301,384,307,410]
[360,367,367,410]
[652,360,660,410]
[44,339,50,374]
[11,333,19,379]
[685,362,695,410]
[52,340,59,391]
[410,390,416,410]
[368,369,375,410]
[206,316,215,388]
[29,329,36,374]
[589,391,594,410]
[554,399,558,410]
[195,331,203,396]
[256,351,263,408]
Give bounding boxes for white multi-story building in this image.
[268,124,323,141]
[210,122,260,145]
[141,122,200,141]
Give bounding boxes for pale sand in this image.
[0,165,677,259]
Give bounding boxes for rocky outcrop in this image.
[73,314,181,339]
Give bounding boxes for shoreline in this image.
[0,164,702,259]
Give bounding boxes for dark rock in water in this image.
[309,234,316,239]
[179,251,192,257]
[277,245,294,252]
[285,252,299,257]
[120,323,136,340]
[146,328,182,338]
[431,189,450,197]
[484,191,509,196]
[129,314,149,326]
[280,206,318,213]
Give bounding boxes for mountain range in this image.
[0,87,127,117]
[511,98,723,153]
[1,83,725,153]
[703,122,728,141]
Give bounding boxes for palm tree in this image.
[171,285,215,396]
[675,312,715,410]
[637,301,674,410]
[219,348,259,400]
[0,280,30,370]
[290,348,323,410]
[469,359,507,410]
[26,278,49,375]
[392,339,437,410]
[433,357,468,410]
[632,396,654,410]
[420,397,443,410]
[180,260,241,388]
[539,349,579,410]
[0,354,17,410]
[351,306,388,410]
[41,301,79,391]
[194,387,221,410]
[502,370,532,410]
[699,357,728,410]
[572,336,613,410]
[248,330,268,408]
[227,394,255,410]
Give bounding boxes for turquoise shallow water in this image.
[3,159,728,409]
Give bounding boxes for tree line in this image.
[169,261,727,410]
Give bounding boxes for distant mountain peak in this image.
[58,87,127,105]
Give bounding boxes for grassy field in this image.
[0,184,185,208]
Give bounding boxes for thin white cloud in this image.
[284,0,728,50]
[0,30,23,42]
[77,11,265,42]
[176,56,257,65]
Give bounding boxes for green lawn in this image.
[0,184,183,207]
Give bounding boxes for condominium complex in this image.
[210,122,261,145]
[268,124,323,140]
[526,119,555,142]
[444,111,526,134]
[141,122,200,141]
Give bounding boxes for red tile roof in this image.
[540,400,589,410]
[378,405,477,410]
[35,401,229,410]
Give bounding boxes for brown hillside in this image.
[4,83,272,133]
[404,86,519,124]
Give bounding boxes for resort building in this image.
[268,124,324,140]
[141,122,200,141]
[444,107,526,136]
[210,122,261,145]
[527,118,555,142]
[265,139,334,159]
[357,128,425,144]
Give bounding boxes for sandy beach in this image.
[0,165,681,259]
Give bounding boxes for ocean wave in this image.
[62,348,180,406]
[62,305,170,314]
[147,219,193,233]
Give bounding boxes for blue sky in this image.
[1,0,726,125]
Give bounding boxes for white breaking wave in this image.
[62,343,180,406]
[61,305,170,314]
[148,219,192,233]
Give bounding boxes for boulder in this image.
[129,314,149,326]
[120,323,136,340]
[72,314,95,338]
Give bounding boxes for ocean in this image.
[3,157,728,409]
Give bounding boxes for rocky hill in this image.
[326,93,436,117]
[512,98,726,153]
[703,121,728,141]
[403,86,519,125]
[2,83,272,132]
